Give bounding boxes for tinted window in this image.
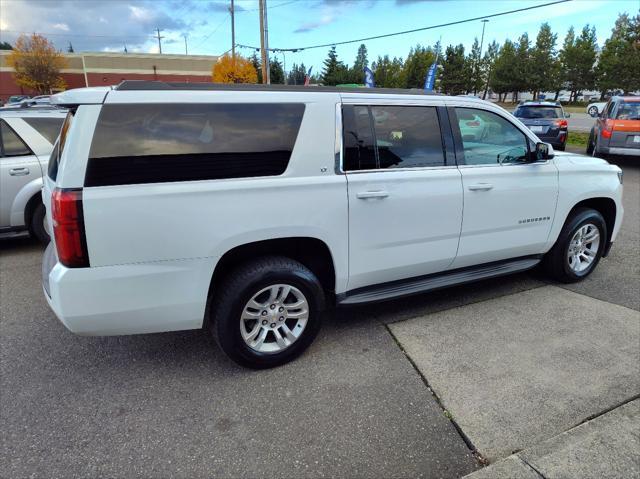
[514,106,562,119]
[23,117,64,144]
[372,106,444,168]
[455,108,529,165]
[0,120,32,157]
[343,105,444,171]
[343,105,376,171]
[48,111,73,180]
[86,103,305,187]
[616,102,640,120]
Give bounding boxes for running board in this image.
[337,257,541,306]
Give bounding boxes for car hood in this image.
[553,151,610,167]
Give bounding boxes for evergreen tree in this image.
[321,46,349,85]
[67,42,74,53]
[467,37,483,95]
[401,44,435,88]
[512,33,531,101]
[287,62,307,85]
[560,25,598,101]
[440,44,467,95]
[349,43,369,83]
[270,58,285,84]
[490,40,517,102]
[250,52,262,83]
[372,55,404,88]
[0,41,13,50]
[529,23,557,99]
[596,13,640,95]
[481,40,499,99]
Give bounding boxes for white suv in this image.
[42,82,624,368]
[1,107,66,242]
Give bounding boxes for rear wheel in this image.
[543,208,606,283]
[209,256,325,369]
[30,203,50,244]
[586,130,595,155]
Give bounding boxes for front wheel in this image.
[543,208,607,283]
[209,256,325,369]
[586,130,595,155]
[588,106,598,117]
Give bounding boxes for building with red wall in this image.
[0,51,219,99]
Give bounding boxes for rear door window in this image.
[23,117,64,144]
[616,102,640,120]
[86,103,305,187]
[343,105,445,171]
[0,120,32,157]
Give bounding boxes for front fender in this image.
[10,177,43,227]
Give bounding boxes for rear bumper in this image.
[42,243,214,336]
[599,146,640,157]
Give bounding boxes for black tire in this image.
[586,129,595,155]
[556,144,565,151]
[30,203,50,244]
[209,256,325,369]
[543,208,607,283]
[588,106,598,117]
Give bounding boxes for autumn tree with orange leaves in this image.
[212,54,257,84]
[7,34,67,94]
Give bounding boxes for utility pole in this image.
[155,28,164,54]
[472,20,489,96]
[263,0,270,84]
[230,0,236,62]
[183,34,188,55]
[258,0,268,83]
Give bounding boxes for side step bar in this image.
[337,257,541,306]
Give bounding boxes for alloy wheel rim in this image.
[240,284,309,353]
[567,223,600,273]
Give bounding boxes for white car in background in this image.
[587,101,607,117]
[0,106,66,242]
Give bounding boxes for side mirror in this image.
[565,112,571,118]
[535,142,554,161]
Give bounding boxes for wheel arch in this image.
[208,237,337,303]
[569,197,616,249]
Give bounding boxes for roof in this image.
[519,101,562,107]
[114,80,440,96]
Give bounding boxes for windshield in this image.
[514,106,562,119]
[616,102,640,120]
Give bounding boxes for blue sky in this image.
[1,0,638,75]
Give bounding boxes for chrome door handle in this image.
[468,183,493,191]
[9,167,30,176]
[356,190,389,199]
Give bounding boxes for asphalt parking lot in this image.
[1,157,638,478]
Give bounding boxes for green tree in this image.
[270,58,285,84]
[321,46,349,85]
[440,44,467,95]
[512,33,531,101]
[0,41,13,50]
[481,40,500,99]
[467,37,483,95]
[490,40,517,102]
[250,52,262,84]
[287,62,307,85]
[67,42,74,53]
[596,13,640,95]
[401,44,435,88]
[560,25,598,101]
[529,23,557,99]
[348,43,368,83]
[372,55,404,88]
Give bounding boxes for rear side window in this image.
[343,105,445,171]
[616,102,640,120]
[0,120,32,157]
[48,111,73,180]
[23,117,64,144]
[86,103,305,187]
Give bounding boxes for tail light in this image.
[601,120,614,139]
[52,188,89,268]
[554,119,568,128]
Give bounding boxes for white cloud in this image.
[52,23,69,31]
[128,5,154,22]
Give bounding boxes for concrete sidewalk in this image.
[389,284,640,475]
[464,399,639,479]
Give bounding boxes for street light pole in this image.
[259,0,268,83]
[230,0,235,62]
[473,19,489,96]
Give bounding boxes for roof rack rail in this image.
[114,80,439,96]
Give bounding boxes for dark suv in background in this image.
[513,101,569,150]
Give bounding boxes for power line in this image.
[237,0,571,52]
[192,14,230,49]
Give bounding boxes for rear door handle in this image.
[468,183,493,191]
[9,167,30,176]
[356,190,389,199]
